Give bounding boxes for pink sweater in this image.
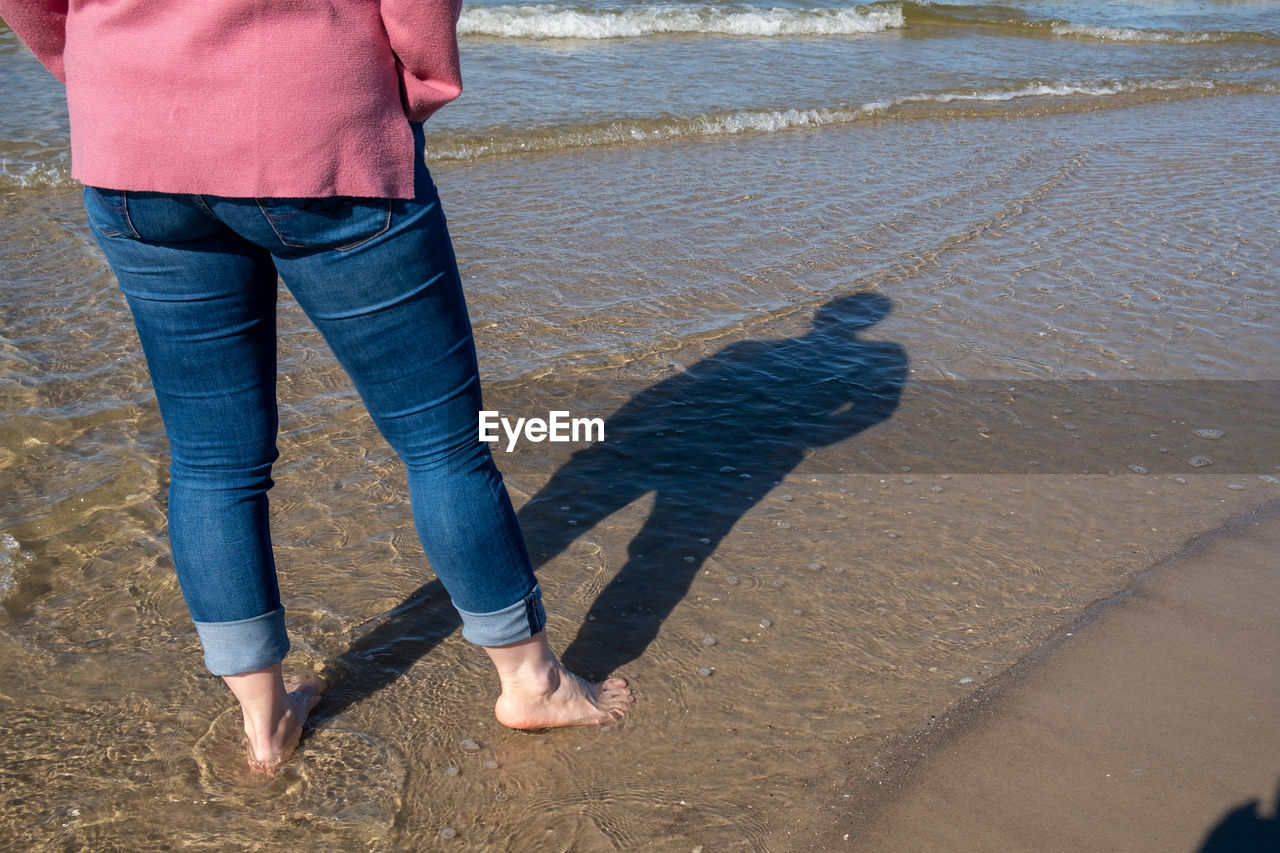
[1,0,463,198]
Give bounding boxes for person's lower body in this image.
[84,125,631,770]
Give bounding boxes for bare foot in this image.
[493,663,635,730]
[243,674,327,775]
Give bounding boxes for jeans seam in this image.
[524,589,543,635]
[254,198,393,251]
[114,189,142,239]
[483,460,537,591]
[91,186,142,239]
[343,201,394,251]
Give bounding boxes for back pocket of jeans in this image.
[82,187,141,239]
[255,197,393,251]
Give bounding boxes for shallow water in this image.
[3,2,1280,850]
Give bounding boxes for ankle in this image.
[243,704,297,754]
[504,661,562,698]
[484,631,562,696]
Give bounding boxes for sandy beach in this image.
[795,497,1280,852]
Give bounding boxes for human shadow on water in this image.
[518,291,907,678]
[311,580,461,724]
[1198,779,1280,853]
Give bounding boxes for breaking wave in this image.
[456,1,1280,43]
[427,78,1248,161]
[458,2,903,39]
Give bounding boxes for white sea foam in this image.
[458,2,904,39]
[1051,22,1231,45]
[0,159,74,191]
[430,78,1224,160]
[1,532,29,596]
[897,78,1215,104]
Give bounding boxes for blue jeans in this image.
[82,126,544,676]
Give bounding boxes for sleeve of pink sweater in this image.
[0,0,70,82]
[381,0,464,122]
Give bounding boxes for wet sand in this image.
[796,496,1280,852]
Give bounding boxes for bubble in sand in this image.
[1227,484,1245,491]
[1175,477,1187,484]
[446,766,460,776]
[1187,456,1214,468]
[494,792,509,802]
[1260,476,1279,485]
[778,521,792,529]
[781,494,794,502]
[484,759,499,769]
[1128,465,1149,475]
[726,576,739,585]
[931,486,943,493]
[759,619,772,628]
[1194,429,1225,440]
[833,566,846,573]
[959,676,975,684]
[698,667,714,677]
[702,636,716,646]
[459,739,481,752]
[440,827,457,839]
[836,512,849,519]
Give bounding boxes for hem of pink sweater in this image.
[66,107,421,200]
[69,166,419,200]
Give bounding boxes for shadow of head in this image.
[810,290,893,333]
[1198,778,1280,852]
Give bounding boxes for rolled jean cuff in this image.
[456,585,546,647]
[193,607,290,676]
